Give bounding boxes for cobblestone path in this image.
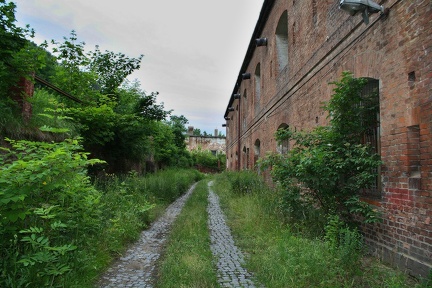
[99,181,261,288]
[98,183,197,288]
[207,181,261,288]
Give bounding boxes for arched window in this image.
[242,146,247,170]
[243,89,247,131]
[254,63,261,114]
[254,139,261,166]
[275,11,288,73]
[243,89,247,108]
[276,123,289,154]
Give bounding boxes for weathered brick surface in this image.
[224,0,431,277]
[9,76,34,121]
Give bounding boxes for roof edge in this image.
[224,0,275,118]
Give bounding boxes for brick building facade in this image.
[224,0,431,277]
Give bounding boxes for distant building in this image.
[223,0,431,277]
[186,127,226,155]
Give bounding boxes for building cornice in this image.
[224,0,275,118]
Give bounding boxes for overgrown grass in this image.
[156,180,218,288]
[212,171,429,288]
[71,168,204,287]
[0,151,203,288]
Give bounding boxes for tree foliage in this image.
[0,1,47,138]
[36,31,175,173]
[89,45,143,95]
[0,0,33,95]
[190,148,226,172]
[0,1,192,174]
[0,2,198,286]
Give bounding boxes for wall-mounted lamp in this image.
[339,0,385,24]
[224,116,231,120]
[222,124,227,127]
[233,93,241,99]
[255,37,268,47]
[228,107,235,112]
[242,73,251,80]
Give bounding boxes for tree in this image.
[152,121,177,168]
[66,82,171,174]
[193,128,201,136]
[89,46,143,95]
[116,80,171,121]
[0,0,45,135]
[133,91,171,121]
[43,31,175,173]
[168,115,188,150]
[0,0,34,97]
[162,115,191,167]
[49,31,99,104]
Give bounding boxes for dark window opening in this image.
[359,78,381,199]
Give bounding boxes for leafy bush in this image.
[0,137,202,287]
[262,71,382,231]
[191,148,225,172]
[0,137,103,287]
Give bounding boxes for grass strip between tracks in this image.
[156,179,218,288]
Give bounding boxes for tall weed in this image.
[212,172,425,288]
[324,214,364,272]
[225,170,265,195]
[0,138,103,287]
[0,135,202,287]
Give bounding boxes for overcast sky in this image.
[13,0,264,134]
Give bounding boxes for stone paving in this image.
[98,183,197,288]
[99,181,261,288]
[207,181,261,288]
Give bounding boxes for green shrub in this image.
[262,71,381,234]
[191,148,226,172]
[0,137,104,287]
[0,140,201,287]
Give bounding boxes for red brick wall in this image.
[225,0,431,277]
[9,76,34,121]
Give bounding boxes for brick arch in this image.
[340,50,384,81]
[253,139,261,166]
[242,146,250,170]
[242,89,247,132]
[254,63,261,115]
